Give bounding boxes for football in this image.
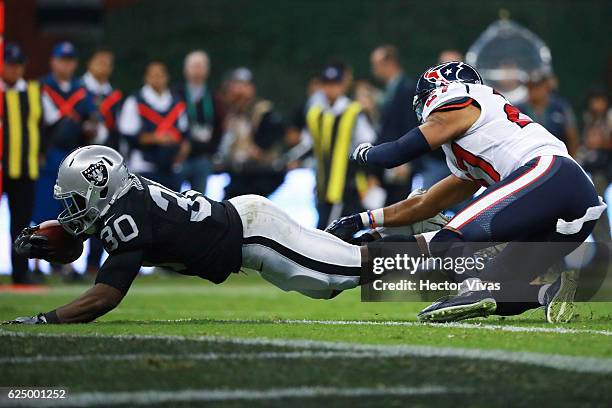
[32,220,84,264]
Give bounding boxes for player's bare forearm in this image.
[383,175,479,227]
[54,283,124,323]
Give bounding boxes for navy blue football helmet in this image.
[413,61,483,122]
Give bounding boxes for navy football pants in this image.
[430,155,604,314]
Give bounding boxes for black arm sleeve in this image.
[366,126,432,169]
[95,251,144,295]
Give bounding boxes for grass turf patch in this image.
[1,274,612,407]
[2,334,612,407]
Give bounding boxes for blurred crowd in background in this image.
[1,33,610,284]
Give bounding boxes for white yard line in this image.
[0,350,384,364]
[279,319,612,336]
[2,329,612,374]
[138,317,612,337]
[0,385,464,407]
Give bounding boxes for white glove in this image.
[351,143,373,165]
[4,314,48,325]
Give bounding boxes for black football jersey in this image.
[94,175,243,293]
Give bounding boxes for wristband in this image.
[359,208,385,229]
[43,310,60,324]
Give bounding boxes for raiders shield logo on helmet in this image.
[81,161,109,187]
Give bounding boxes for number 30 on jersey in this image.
[100,214,139,251]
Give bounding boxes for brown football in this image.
[32,220,84,264]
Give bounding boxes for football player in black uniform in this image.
[8,145,375,323]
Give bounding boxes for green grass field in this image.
[1,273,612,407]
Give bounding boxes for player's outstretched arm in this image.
[326,175,478,240]
[4,283,124,324]
[5,251,142,325]
[50,283,124,323]
[351,105,481,168]
[382,175,479,227]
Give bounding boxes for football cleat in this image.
[418,290,497,323]
[544,269,579,324]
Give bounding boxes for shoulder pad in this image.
[422,82,473,121]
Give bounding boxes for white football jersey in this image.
[422,82,570,186]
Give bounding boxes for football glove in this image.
[348,231,379,245]
[350,142,373,165]
[4,313,48,325]
[325,214,364,242]
[14,226,56,260]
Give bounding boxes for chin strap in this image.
[100,175,137,217]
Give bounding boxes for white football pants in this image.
[229,195,362,299]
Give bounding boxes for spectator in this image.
[518,69,579,156]
[438,49,464,63]
[353,79,381,125]
[118,61,190,191]
[219,67,286,199]
[35,41,97,226]
[286,75,322,149]
[304,64,378,229]
[35,41,97,278]
[1,44,44,284]
[582,90,612,162]
[371,45,446,204]
[175,50,224,194]
[579,89,612,240]
[283,75,323,169]
[82,48,123,150]
[81,48,123,275]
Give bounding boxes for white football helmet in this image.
[54,146,131,235]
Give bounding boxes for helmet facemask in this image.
[413,91,433,123]
[55,185,103,236]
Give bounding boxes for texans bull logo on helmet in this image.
[423,62,468,86]
[413,61,483,123]
[81,160,109,187]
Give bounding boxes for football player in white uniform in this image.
[327,62,607,323]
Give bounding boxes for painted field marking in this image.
[0,385,465,407]
[130,318,612,337]
[0,350,386,364]
[2,329,612,374]
[280,319,612,336]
